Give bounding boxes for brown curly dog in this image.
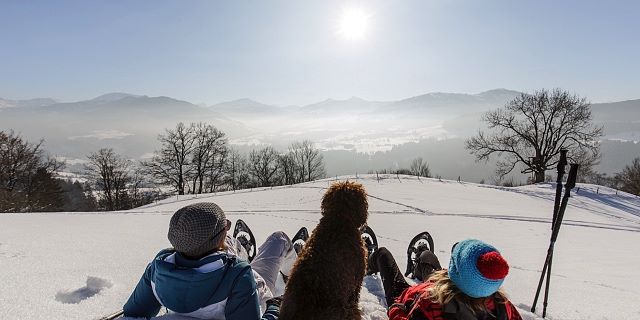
[279,181,369,320]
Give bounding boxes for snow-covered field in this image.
[1,175,639,319]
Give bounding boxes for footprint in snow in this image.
[0,243,26,259]
[55,276,112,304]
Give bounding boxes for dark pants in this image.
[368,247,411,307]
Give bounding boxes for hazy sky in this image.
[1,0,638,106]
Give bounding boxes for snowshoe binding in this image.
[405,231,435,277]
[360,224,379,257]
[233,219,257,262]
[291,226,309,255]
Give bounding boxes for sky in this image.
[1,0,639,106]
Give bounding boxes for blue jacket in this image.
[123,249,278,320]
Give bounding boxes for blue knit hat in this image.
[448,239,509,298]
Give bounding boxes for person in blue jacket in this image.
[123,202,294,319]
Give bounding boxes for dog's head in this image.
[321,181,368,227]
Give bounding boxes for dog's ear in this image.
[321,181,368,227]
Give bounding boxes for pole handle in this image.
[552,150,569,228]
[565,164,579,189]
[558,149,568,175]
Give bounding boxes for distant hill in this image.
[2,89,638,176]
[0,94,245,158]
[0,97,57,108]
[591,99,640,139]
[377,89,521,116]
[210,98,284,117]
[591,99,640,121]
[90,92,142,102]
[209,90,522,120]
[298,97,387,115]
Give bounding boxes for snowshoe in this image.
[360,224,379,257]
[291,226,309,255]
[233,219,257,262]
[404,231,435,277]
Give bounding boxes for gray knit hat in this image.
[168,202,227,258]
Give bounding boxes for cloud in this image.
[68,130,134,140]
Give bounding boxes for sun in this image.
[338,6,370,41]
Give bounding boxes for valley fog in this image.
[2,90,638,183]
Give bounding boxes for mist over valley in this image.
[2,89,638,183]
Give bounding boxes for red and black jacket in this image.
[388,282,523,320]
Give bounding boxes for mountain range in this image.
[1,89,638,180]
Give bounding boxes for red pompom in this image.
[477,251,509,280]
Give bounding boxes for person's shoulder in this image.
[409,281,434,294]
[154,248,176,259]
[396,282,434,304]
[221,256,257,292]
[502,299,523,320]
[150,248,173,264]
[226,256,252,275]
[132,249,177,280]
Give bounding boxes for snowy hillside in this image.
[1,175,639,319]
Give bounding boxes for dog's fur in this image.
[279,181,369,320]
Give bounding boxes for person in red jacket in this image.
[368,239,522,320]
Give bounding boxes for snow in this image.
[1,175,639,319]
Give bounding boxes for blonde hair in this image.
[409,270,508,316]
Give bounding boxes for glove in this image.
[266,296,283,308]
[262,296,283,320]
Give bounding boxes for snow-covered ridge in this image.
[1,175,638,319]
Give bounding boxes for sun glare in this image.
[338,6,370,41]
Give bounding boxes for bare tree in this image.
[288,143,305,183]
[302,141,325,182]
[466,89,603,183]
[615,158,640,196]
[289,140,325,182]
[278,153,297,185]
[86,148,131,211]
[126,171,150,208]
[28,167,66,211]
[0,131,61,191]
[58,180,97,212]
[206,147,228,193]
[410,157,431,177]
[248,146,280,187]
[225,149,250,191]
[189,123,227,194]
[0,130,63,212]
[573,148,601,183]
[143,123,195,195]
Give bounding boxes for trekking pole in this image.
[531,150,567,314]
[551,150,568,229]
[531,164,578,316]
[99,310,123,320]
[541,164,578,318]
